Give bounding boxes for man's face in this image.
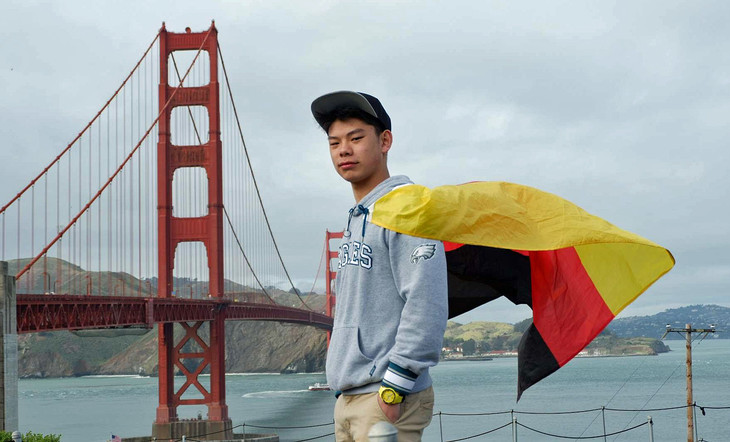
[328,118,391,187]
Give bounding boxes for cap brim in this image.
[311,91,378,129]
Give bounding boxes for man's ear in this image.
[381,130,393,154]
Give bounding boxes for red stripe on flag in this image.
[443,241,464,252]
[529,247,614,367]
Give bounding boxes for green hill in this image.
[444,321,522,353]
[442,320,668,358]
[608,304,730,339]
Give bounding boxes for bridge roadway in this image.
[16,294,333,333]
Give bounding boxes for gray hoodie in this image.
[326,175,448,396]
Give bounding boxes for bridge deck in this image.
[16,294,333,333]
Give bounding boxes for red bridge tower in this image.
[325,230,343,343]
[155,22,230,436]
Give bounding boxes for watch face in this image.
[382,389,396,404]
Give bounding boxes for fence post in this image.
[11,430,21,442]
[438,411,444,442]
[602,406,607,442]
[647,416,653,442]
[693,402,699,442]
[511,410,517,442]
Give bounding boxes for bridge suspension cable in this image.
[217,41,315,311]
[167,47,314,309]
[0,30,162,296]
[2,26,322,313]
[307,235,328,300]
[166,51,273,305]
[4,27,216,298]
[0,31,160,219]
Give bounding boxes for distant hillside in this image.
[443,321,522,354]
[607,304,730,339]
[442,320,667,357]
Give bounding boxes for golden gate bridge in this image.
[0,22,336,440]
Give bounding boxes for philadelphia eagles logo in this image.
[410,244,436,263]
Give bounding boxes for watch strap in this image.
[379,385,404,404]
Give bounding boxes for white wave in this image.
[227,372,324,376]
[242,389,310,398]
[82,375,150,379]
[226,372,281,376]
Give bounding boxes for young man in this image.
[311,91,448,441]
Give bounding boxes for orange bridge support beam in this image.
[325,230,343,344]
[156,22,228,426]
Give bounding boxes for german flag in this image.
[371,182,674,399]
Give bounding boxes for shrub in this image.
[0,431,61,442]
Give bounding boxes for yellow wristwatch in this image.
[378,386,404,405]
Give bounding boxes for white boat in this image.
[308,382,330,391]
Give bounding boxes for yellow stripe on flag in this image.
[575,243,674,315]
[372,182,669,251]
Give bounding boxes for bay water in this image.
[18,339,730,441]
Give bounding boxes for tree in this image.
[492,335,508,350]
[462,339,476,356]
[477,340,491,352]
[513,318,533,333]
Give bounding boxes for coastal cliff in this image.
[18,321,327,378]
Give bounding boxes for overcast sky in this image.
[1,1,728,324]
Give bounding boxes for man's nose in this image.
[339,142,353,155]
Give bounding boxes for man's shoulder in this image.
[384,230,445,261]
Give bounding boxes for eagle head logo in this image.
[410,244,436,263]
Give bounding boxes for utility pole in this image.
[662,323,717,442]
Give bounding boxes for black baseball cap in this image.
[311,91,392,131]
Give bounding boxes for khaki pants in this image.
[334,386,434,442]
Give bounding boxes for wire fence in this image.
[152,402,729,442]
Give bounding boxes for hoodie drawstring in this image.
[357,204,369,237]
[345,205,370,238]
[345,207,355,238]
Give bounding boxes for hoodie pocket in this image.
[326,325,378,391]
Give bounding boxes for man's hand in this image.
[377,394,403,423]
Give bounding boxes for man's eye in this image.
[352,136,363,142]
[330,142,339,148]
